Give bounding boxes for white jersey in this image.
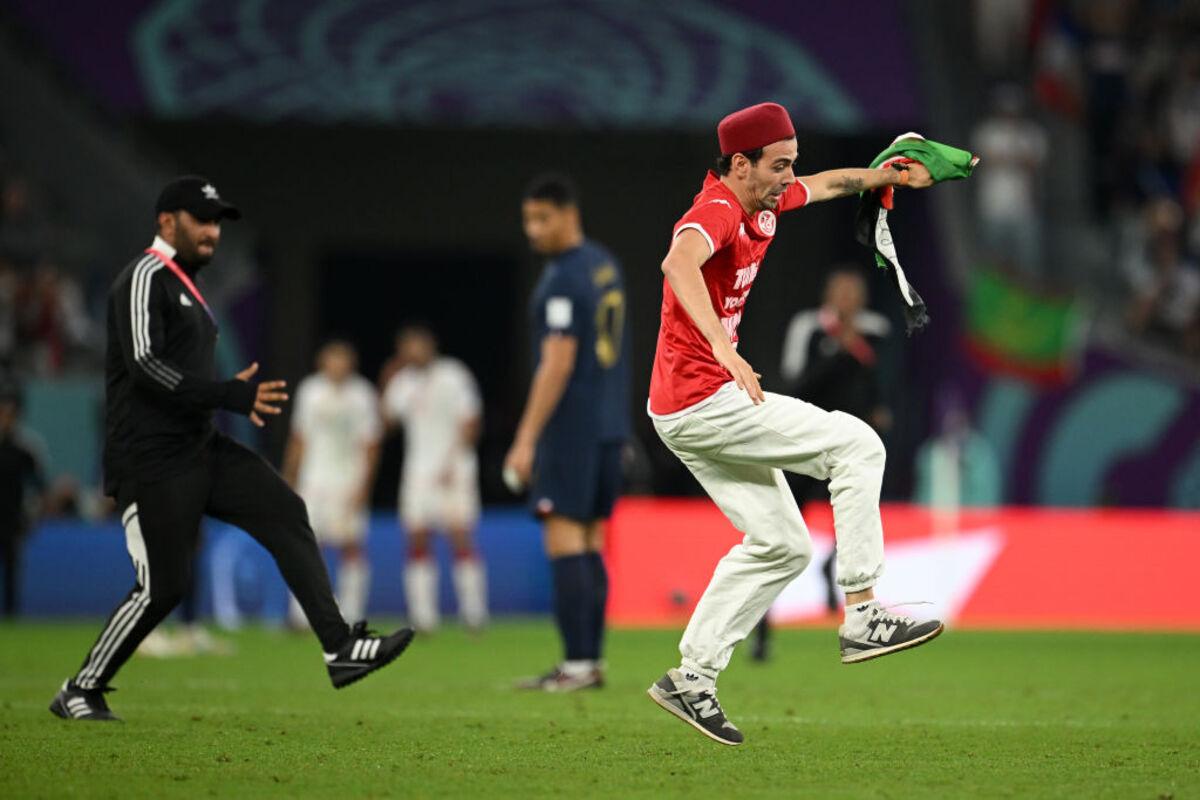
[384,357,481,481]
[291,373,381,494]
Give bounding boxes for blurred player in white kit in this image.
[382,326,487,632]
[282,341,381,626]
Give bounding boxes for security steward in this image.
[50,177,412,721]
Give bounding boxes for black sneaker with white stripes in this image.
[839,603,944,664]
[647,668,743,746]
[325,621,415,689]
[49,680,121,722]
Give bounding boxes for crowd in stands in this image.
[0,156,98,378]
[973,0,1200,360]
[0,152,98,548]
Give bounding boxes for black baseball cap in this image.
[155,175,241,222]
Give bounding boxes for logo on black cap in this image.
[156,176,241,222]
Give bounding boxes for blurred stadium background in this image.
[3,1,1199,796]
[2,0,1197,629]
[1,0,1199,768]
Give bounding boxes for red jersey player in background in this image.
[645,103,944,746]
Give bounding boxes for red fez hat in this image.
[717,102,796,155]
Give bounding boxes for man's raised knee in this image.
[278,488,310,525]
[839,412,886,467]
[147,589,185,614]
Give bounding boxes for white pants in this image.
[400,457,480,531]
[299,484,367,547]
[652,382,886,677]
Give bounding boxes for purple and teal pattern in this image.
[9,0,922,129]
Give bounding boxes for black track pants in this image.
[73,434,348,689]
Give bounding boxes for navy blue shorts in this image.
[531,440,623,523]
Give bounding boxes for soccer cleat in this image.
[49,680,121,722]
[325,621,415,689]
[514,665,604,692]
[839,603,944,664]
[647,669,743,746]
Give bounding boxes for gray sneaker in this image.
[840,603,944,664]
[514,665,604,692]
[647,668,743,746]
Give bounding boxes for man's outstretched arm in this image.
[800,163,933,204]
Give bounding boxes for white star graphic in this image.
[201,183,219,200]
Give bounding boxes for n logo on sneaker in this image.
[692,697,721,719]
[870,623,897,643]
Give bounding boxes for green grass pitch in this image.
[1,620,1197,798]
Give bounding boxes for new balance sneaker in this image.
[839,603,944,664]
[647,669,743,746]
[49,680,121,722]
[325,621,415,689]
[514,664,604,692]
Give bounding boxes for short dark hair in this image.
[317,337,357,355]
[396,322,436,344]
[715,148,764,176]
[825,265,867,287]
[523,173,578,207]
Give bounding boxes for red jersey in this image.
[649,171,809,415]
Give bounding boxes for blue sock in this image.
[551,555,595,661]
[586,552,608,660]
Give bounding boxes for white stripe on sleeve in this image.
[130,258,183,389]
[673,222,715,257]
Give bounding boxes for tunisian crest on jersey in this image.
[757,209,776,236]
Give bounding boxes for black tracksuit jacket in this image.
[102,244,255,494]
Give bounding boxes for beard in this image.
[177,238,216,268]
[759,191,782,210]
[752,180,784,211]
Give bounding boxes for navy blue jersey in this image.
[530,239,630,447]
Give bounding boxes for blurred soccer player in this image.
[0,378,45,619]
[505,174,630,692]
[644,104,942,745]
[282,340,381,626]
[383,326,487,632]
[751,267,893,660]
[51,177,411,722]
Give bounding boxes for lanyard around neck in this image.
[145,248,216,326]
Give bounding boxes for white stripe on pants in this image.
[75,504,151,688]
[652,382,886,677]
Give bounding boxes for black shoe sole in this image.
[48,696,69,719]
[330,629,415,689]
[646,686,743,746]
[49,694,121,722]
[841,622,945,664]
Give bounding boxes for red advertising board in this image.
[607,498,1200,630]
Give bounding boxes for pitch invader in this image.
[282,340,381,626]
[382,326,487,632]
[644,104,944,745]
[504,175,630,692]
